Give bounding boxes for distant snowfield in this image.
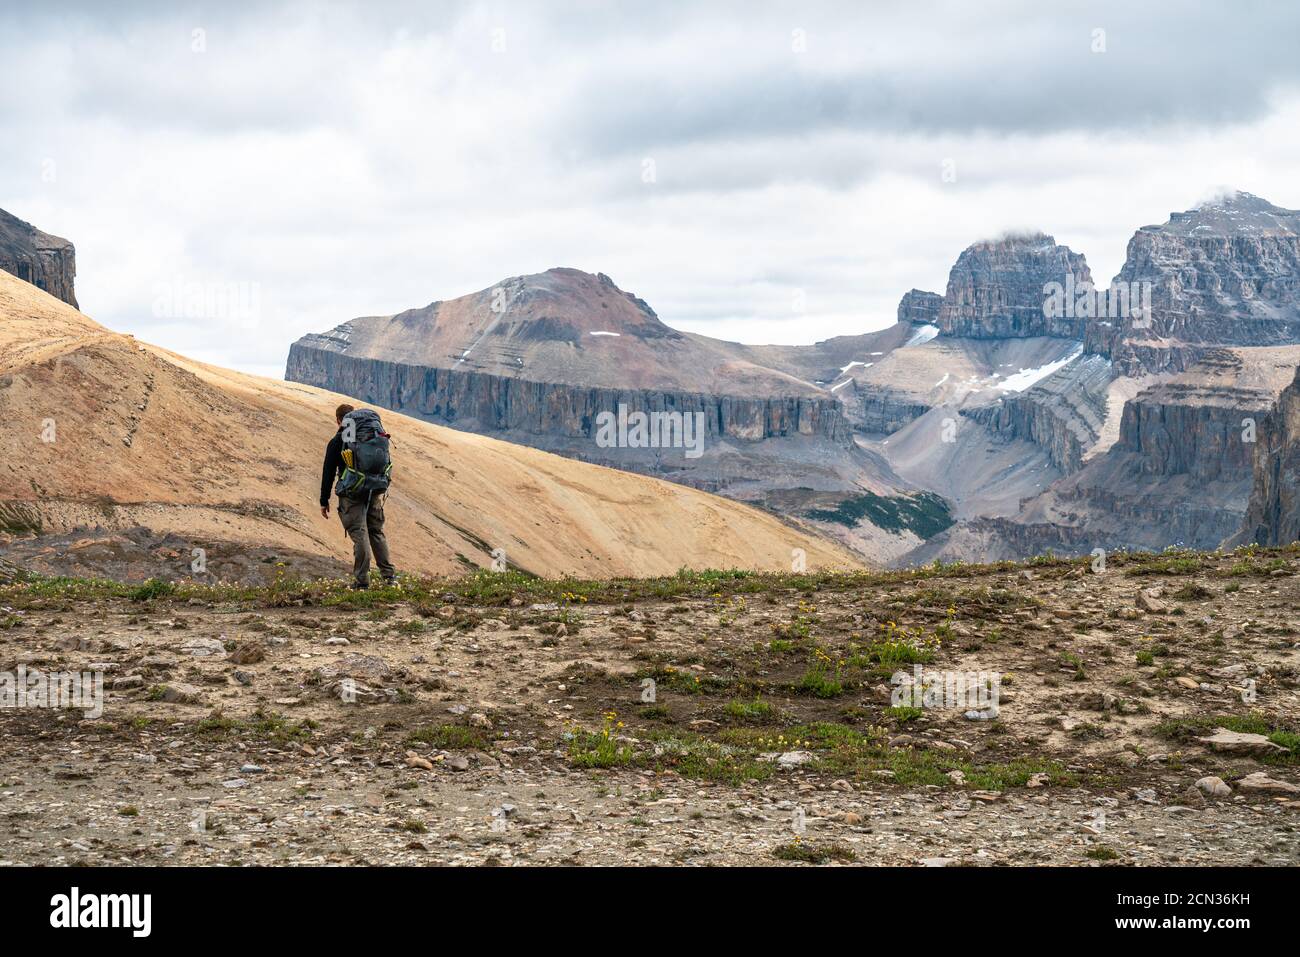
[906,324,940,347]
[996,345,1083,392]
[589,331,621,337]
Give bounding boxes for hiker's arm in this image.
[320,436,342,513]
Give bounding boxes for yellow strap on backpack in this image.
[342,448,354,468]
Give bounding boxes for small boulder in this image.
[1136,589,1167,614]
[1197,729,1289,756]
[228,641,266,665]
[1194,776,1232,798]
[404,751,435,771]
[776,750,815,767]
[180,637,226,658]
[1235,772,1300,795]
[158,682,203,704]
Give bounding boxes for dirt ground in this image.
[1,548,1298,866]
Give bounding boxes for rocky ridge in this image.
[0,207,77,308]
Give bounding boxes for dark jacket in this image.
[320,429,344,507]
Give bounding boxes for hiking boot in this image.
[350,581,368,591]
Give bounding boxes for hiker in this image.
[320,403,397,589]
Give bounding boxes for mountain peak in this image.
[937,233,1092,339]
[1162,191,1300,237]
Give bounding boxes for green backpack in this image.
[334,409,392,498]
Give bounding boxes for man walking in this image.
[321,403,397,589]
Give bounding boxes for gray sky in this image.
[4,0,1299,377]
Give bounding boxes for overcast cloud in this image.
[2,0,1298,377]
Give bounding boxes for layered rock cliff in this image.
[1090,192,1300,364]
[847,386,933,435]
[897,288,942,325]
[937,233,1093,340]
[0,207,77,308]
[962,353,1112,473]
[1006,348,1300,552]
[1110,354,1270,483]
[1235,365,1300,546]
[285,343,854,446]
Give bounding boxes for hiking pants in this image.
[338,492,395,586]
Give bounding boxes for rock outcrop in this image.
[1110,352,1269,483]
[0,207,77,308]
[1235,365,1300,546]
[897,288,942,325]
[962,353,1112,474]
[1004,347,1300,553]
[285,345,854,447]
[1091,192,1300,364]
[937,233,1093,340]
[847,386,933,435]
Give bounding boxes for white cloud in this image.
[2,0,1299,370]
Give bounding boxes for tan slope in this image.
[0,269,857,578]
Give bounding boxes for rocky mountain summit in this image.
[288,268,943,562]
[936,233,1093,340]
[896,288,942,325]
[1095,192,1300,368]
[0,207,77,307]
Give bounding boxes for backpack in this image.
[334,409,392,499]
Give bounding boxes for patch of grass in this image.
[886,706,924,723]
[1125,551,1204,577]
[192,709,316,744]
[568,712,633,769]
[849,630,937,679]
[406,724,490,750]
[807,490,954,539]
[772,840,857,864]
[1085,846,1120,861]
[645,730,775,785]
[128,578,175,601]
[724,696,773,721]
[772,616,813,640]
[798,663,844,698]
[1154,713,1297,764]
[1271,730,1300,754]
[1060,651,1086,680]
[718,720,1072,792]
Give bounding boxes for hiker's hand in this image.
[320,505,329,519]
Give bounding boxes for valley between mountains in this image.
[287,191,1300,568]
